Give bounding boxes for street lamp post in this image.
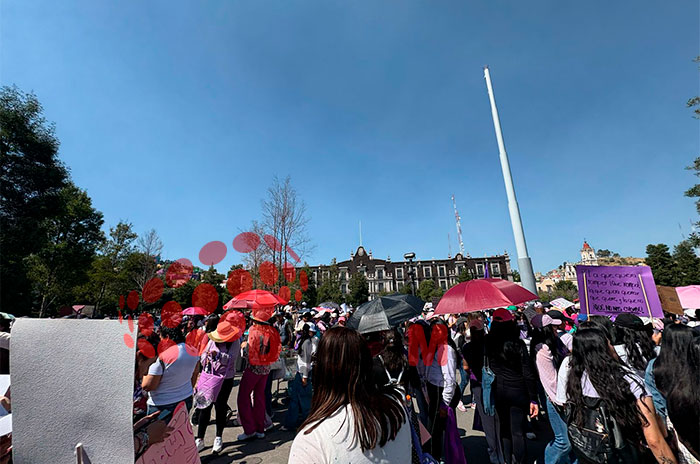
[483,66,538,295]
[404,252,417,296]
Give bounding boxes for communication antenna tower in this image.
[451,195,465,256]
[448,232,452,259]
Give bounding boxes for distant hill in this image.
[598,257,646,266]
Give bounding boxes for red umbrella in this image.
[182,306,209,316]
[228,289,283,309]
[434,278,538,314]
[223,299,249,310]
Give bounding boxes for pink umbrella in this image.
[434,278,538,315]
[182,306,209,316]
[223,299,249,310]
[676,285,700,309]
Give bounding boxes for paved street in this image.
[197,375,552,464]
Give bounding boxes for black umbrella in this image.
[317,301,341,311]
[346,293,425,334]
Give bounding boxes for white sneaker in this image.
[255,432,265,439]
[195,438,205,452]
[237,432,256,441]
[212,436,223,453]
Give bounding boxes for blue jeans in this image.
[284,372,312,430]
[147,396,193,423]
[545,398,575,464]
[457,364,468,397]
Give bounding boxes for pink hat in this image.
[469,319,484,330]
[493,308,514,322]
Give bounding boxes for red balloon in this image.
[138,313,154,337]
[227,269,253,297]
[248,324,282,366]
[300,270,309,292]
[233,232,261,253]
[282,262,296,282]
[278,286,291,304]
[215,310,246,342]
[199,241,227,266]
[259,261,278,286]
[158,339,178,364]
[161,301,183,328]
[137,337,156,358]
[166,259,193,288]
[127,290,139,310]
[192,283,218,314]
[143,278,164,303]
[184,329,209,357]
[263,235,282,252]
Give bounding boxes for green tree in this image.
[537,280,579,303]
[397,282,413,295]
[457,268,474,283]
[511,270,521,282]
[645,244,678,287]
[597,249,612,258]
[78,221,138,316]
[1,86,69,314]
[25,183,104,317]
[347,272,369,307]
[417,279,438,302]
[201,265,227,308]
[685,57,700,247]
[317,260,342,304]
[300,264,318,307]
[673,240,700,286]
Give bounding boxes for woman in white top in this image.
[288,326,411,464]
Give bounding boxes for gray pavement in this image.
[196,376,552,463]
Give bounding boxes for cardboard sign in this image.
[576,265,663,318]
[10,319,135,464]
[656,286,685,315]
[550,298,575,310]
[136,402,201,464]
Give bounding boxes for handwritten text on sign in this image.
[136,402,201,464]
[576,265,663,318]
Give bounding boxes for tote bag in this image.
[481,355,496,416]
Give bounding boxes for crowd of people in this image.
[124,298,700,464]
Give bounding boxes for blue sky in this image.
[2,0,698,274]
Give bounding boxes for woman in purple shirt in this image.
[194,322,241,454]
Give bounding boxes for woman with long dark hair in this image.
[373,328,420,392]
[462,318,503,464]
[647,325,695,425]
[486,309,538,464]
[529,314,573,464]
[288,326,410,463]
[665,335,700,461]
[613,314,658,378]
[559,327,676,464]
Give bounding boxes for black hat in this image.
[614,313,645,331]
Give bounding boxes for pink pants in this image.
[237,368,269,435]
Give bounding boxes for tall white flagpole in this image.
[483,66,537,295]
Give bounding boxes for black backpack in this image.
[565,396,639,464]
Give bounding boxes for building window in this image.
[323,271,329,280]
[377,269,384,279]
[396,268,403,279]
[423,267,432,278]
[438,266,446,277]
[340,271,347,281]
[476,263,484,277]
[440,280,447,290]
[378,282,384,292]
[341,284,347,294]
[491,263,501,276]
[456,265,464,275]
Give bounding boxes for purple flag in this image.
[576,265,663,319]
[484,263,490,278]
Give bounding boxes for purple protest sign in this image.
[576,265,663,319]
